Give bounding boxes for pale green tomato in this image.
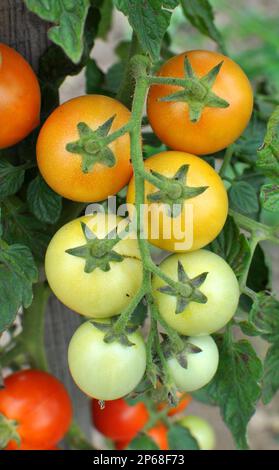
[167,335,219,392]
[152,250,239,336]
[68,321,147,400]
[179,415,216,450]
[45,213,143,318]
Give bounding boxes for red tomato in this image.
[92,398,149,441]
[0,43,41,149]
[158,393,192,417]
[0,370,72,450]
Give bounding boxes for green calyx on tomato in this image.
[157,261,208,314]
[162,334,202,369]
[159,56,229,123]
[66,221,125,273]
[90,318,139,347]
[0,414,20,449]
[66,114,118,173]
[146,164,208,217]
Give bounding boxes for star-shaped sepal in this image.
[147,164,208,217]
[157,261,208,314]
[159,56,230,122]
[162,333,202,370]
[90,318,139,348]
[66,115,117,173]
[66,222,124,273]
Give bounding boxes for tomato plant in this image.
[92,398,149,441]
[68,320,147,400]
[0,43,41,149]
[0,0,279,453]
[147,50,253,155]
[127,151,228,252]
[45,212,143,318]
[0,370,72,450]
[152,250,239,335]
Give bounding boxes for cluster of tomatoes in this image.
[91,395,216,451]
[0,43,253,449]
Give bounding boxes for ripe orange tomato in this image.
[126,151,228,252]
[0,370,72,450]
[37,95,132,202]
[0,43,41,149]
[147,50,253,155]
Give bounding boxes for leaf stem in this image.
[219,145,235,177]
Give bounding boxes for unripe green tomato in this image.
[167,335,219,392]
[45,213,143,318]
[68,321,147,400]
[179,415,216,450]
[152,250,239,336]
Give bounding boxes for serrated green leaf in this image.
[234,116,266,165]
[260,184,279,212]
[114,0,178,60]
[0,161,25,200]
[205,334,262,449]
[257,105,279,178]
[180,0,225,53]
[249,292,279,343]
[262,343,279,404]
[229,181,259,215]
[1,198,51,261]
[24,0,90,63]
[127,434,160,450]
[210,216,250,278]
[0,244,38,332]
[167,424,199,450]
[27,175,62,224]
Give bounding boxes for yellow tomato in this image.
[126,151,228,252]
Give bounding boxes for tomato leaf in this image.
[234,116,266,165]
[205,333,262,450]
[27,176,62,224]
[0,243,38,333]
[210,216,250,279]
[229,181,259,215]
[249,292,279,344]
[0,161,26,200]
[24,0,90,63]
[260,183,279,212]
[127,434,160,450]
[262,343,279,404]
[1,198,51,261]
[180,0,226,53]
[257,105,279,178]
[114,0,179,60]
[167,424,199,450]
